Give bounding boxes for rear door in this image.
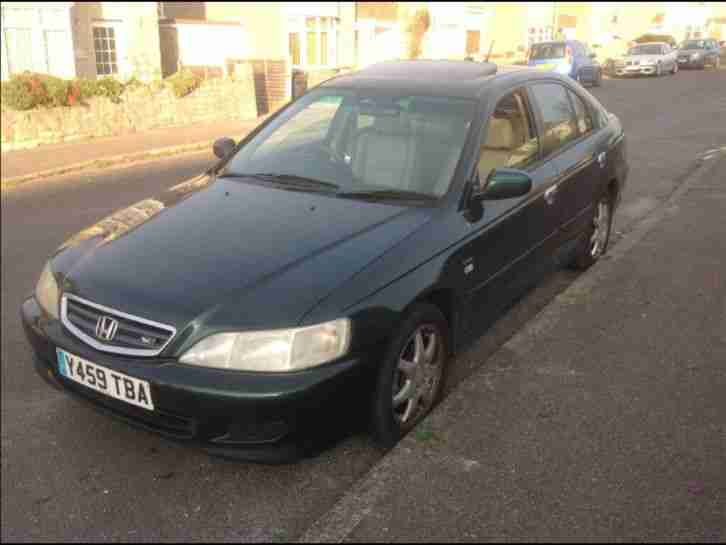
[527,81,604,251]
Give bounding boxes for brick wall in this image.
[1,66,257,152]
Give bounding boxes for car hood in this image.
[52,175,431,339]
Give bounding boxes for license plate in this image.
[678,59,687,63]
[535,63,556,71]
[56,349,154,411]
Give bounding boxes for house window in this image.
[289,16,337,68]
[2,27,33,74]
[289,32,301,65]
[93,25,118,75]
[43,30,67,74]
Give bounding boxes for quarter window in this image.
[478,89,540,179]
[529,83,579,157]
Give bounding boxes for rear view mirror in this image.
[213,137,236,159]
[476,169,532,200]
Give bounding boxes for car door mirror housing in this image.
[474,169,533,201]
[213,137,237,159]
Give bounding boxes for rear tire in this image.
[370,303,449,450]
[569,193,613,270]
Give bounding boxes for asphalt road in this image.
[2,68,725,542]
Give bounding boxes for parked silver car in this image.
[615,42,678,77]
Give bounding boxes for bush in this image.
[2,70,205,110]
[2,74,49,110]
[165,69,202,98]
[96,76,125,103]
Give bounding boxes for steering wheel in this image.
[312,142,350,166]
[310,142,354,182]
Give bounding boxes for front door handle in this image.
[544,185,558,205]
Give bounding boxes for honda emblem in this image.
[95,316,119,342]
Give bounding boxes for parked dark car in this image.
[23,61,628,462]
[677,38,722,69]
[527,40,603,86]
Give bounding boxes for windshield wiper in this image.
[235,173,339,191]
[337,189,437,202]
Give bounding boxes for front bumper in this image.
[615,65,658,76]
[22,297,377,463]
[677,57,704,67]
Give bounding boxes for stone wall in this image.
[1,65,257,152]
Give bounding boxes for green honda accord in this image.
[22,61,628,462]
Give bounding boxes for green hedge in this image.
[1,70,204,111]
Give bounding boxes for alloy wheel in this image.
[590,199,611,258]
[392,324,444,428]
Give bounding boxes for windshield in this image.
[222,89,476,199]
[530,43,566,60]
[628,44,663,56]
[681,40,706,49]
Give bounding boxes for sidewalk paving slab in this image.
[302,154,726,542]
[1,116,268,182]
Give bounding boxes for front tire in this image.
[370,303,449,449]
[671,62,678,75]
[569,193,613,270]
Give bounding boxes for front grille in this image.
[61,294,176,357]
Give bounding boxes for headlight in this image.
[179,319,351,372]
[691,53,701,59]
[35,262,60,319]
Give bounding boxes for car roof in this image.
[321,60,564,99]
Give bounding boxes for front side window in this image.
[223,90,477,198]
[528,82,578,157]
[478,89,540,180]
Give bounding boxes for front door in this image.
[458,87,562,336]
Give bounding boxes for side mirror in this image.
[213,137,236,159]
[474,168,533,201]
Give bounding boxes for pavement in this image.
[2,69,726,541]
[302,153,726,542]
[0,116,268,187]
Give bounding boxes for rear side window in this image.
[528,83,578,157]
[568,90,593,136]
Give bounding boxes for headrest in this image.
[485,117,515,149]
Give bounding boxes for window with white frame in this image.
[1,5,73,78]
[93,25,119,75]
[288,16,338,68]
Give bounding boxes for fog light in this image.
[211,420,289,445]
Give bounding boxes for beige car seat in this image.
[353,115,415,190]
